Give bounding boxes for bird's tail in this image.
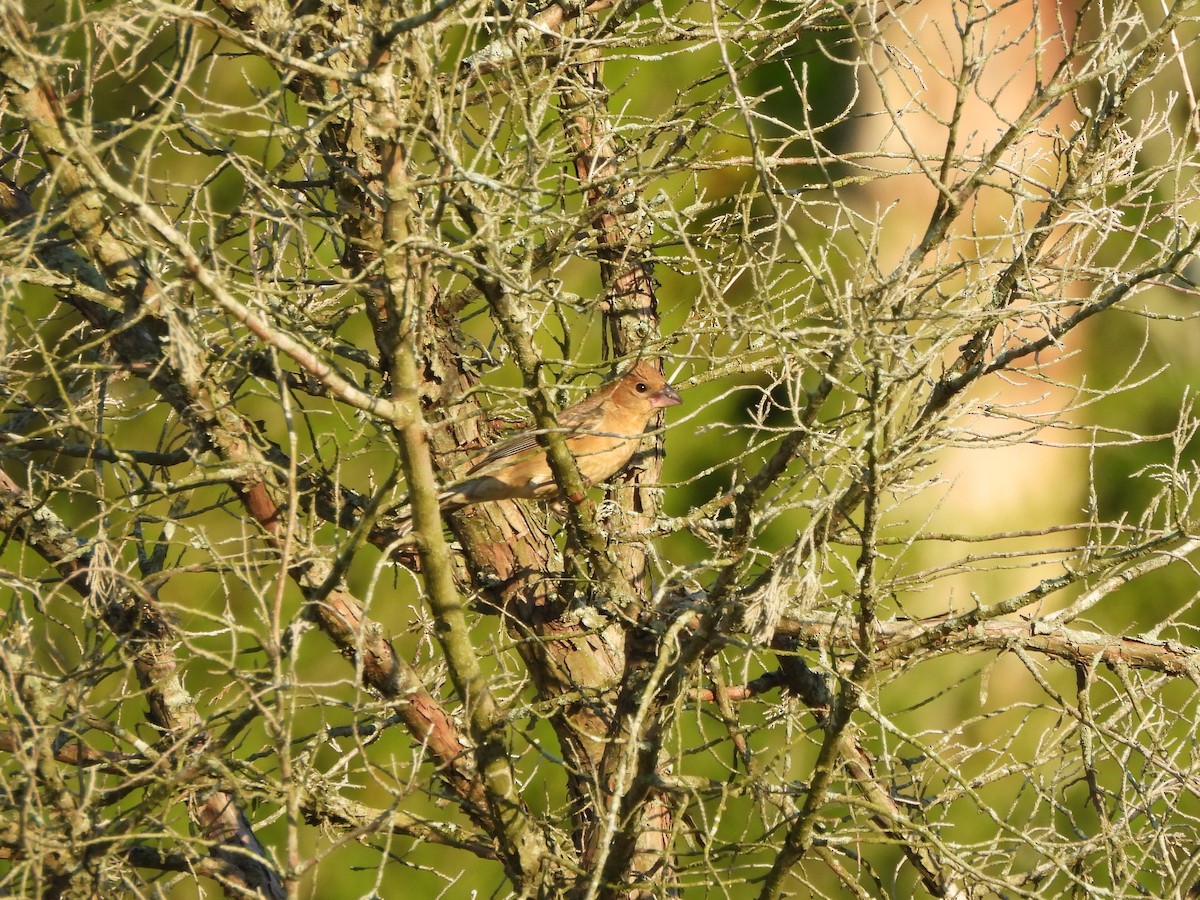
[391,489,469,538]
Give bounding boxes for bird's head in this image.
[617,360,683,411]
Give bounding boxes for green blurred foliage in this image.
[5,0,1200,896]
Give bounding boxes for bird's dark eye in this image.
[636,382,648,393]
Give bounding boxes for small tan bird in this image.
[409,360,681,530]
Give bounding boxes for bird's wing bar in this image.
[466,423,638,474]
[466,400,608,474]
[465,431,544,473]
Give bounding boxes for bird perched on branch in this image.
[405,360,682,532]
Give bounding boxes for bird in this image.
[406,360,681,531]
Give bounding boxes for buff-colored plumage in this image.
[431,360,681,520]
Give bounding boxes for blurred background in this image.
[4,0,1199,896]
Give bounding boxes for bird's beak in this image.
[653,384,683,408]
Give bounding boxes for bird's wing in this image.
[465,392,610,475]
[465,432,542,473]
[556,394,607,431]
